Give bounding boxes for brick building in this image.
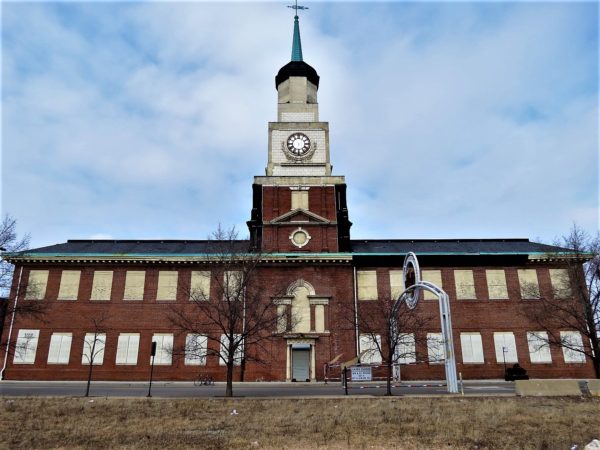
[0,15,595,382]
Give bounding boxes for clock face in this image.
[286,133,311,156]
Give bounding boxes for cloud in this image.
[1,2,597,248]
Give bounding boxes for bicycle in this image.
[194,373,215,386]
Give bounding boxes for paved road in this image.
[0,380,515,397]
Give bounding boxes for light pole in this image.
[502,346,508,378]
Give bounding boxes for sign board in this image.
[350,366,372,381]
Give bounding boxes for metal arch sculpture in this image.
[392,252,459,394]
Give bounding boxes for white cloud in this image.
[1,2,597,247]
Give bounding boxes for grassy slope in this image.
[1,397,599,449]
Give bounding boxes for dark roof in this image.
[18,240,251,255]
[349,239,572,255]
[275,61,320,89]
[9,238,575,257]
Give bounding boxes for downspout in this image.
[353,266,359,355]
[1,266,23,380]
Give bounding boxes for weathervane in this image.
[287,0,308,17]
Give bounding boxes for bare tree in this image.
[81,313,110,397]
[354,296,434,396]
[0,214,47,368]
[0,214,30,296]
[521,224,600,378]
[169,226,284,397]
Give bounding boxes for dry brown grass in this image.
[0,396,598,449]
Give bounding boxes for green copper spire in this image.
[291,15,303,62]
[287,1,308,62]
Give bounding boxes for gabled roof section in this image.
[269,209,331,225]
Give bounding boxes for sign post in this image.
[147,341,157,398]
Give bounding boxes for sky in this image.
[1,1,598,249]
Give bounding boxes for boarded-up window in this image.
[82,333,106,365]
[25,270,48,300]
[58,270,80,300]
[518,269,540,299]
[47,332,72,364]
[157,271,178,301]
[13,329,39,364]
[190,271,211,301]
[291,190,309,210]
[389,270,405,300]
[357,270,377,300]
[219,334,243,366]
[460,332,484,363]
[224,271,243,301]
[560,331,585,363]
[276,305,288,333]
[123,271,145,301]
[550,269,572,299]
[493,332,518,363]
[395,333,416,364]
[151,334,173,365]
[422,270,442,300]
[359,334,382,364]
[486,270,508,299]
[427,333,445,364]
[185,334,208,365]
[455,270,476,300]
[315,305,325,332]
[116,333,140,364]
[527,332,552,363]
[91,271,113,301]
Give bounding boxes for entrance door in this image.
[292,349,310,382]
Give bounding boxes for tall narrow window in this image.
[493,332,518,363]
[486,270,508,299]
[549,269,572,299]
[357,270,377,300]
[151,334,174,365]
[389,270,405,300]
[359,334,382,364]
[47,332,73,364]
[157,271,178,301]
[82,333,106,365]
[460,332,484,363]
[116,333,140,365]
[190,271,211,301]
[560,331,585,363]
[518,269,540,299]
[58,270,80,301]
[527,332,552,363]
[422,270,442,300]
[123,271,145,301]
[185,334,208,366]
[219,334,243,366]
[25,270,48,300]
[455,270,476,299]
[13,329,40,364]
[427,333,445,364]
[224,271,243,301]
[90,271,113,301]
[395,333,416,364]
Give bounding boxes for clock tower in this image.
[248,12,351,252]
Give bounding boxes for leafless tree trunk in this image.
[81,314,110,397]
[521,224,600,378]
[351,295,434,396]
[169,225,285,397]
